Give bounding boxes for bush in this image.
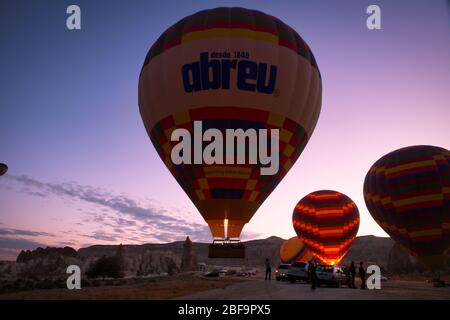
[86,256,124,279]
[35,279,54,290]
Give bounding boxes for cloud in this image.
[116,218,136,227]
[4,175,262,244]
[0,237,45,250]
[84,231,118,242]
[7,175,211,241]
[0,228,53,237]
[56,240,77,247]
[0,228,54,260]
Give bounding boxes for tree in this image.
[86,255,123,279]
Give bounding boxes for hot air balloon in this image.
[279,236,313,264]
[364,145,450,270]
[0,163,7,176]
[139,7,322,258]
[292,190,360,265]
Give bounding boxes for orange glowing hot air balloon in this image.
[279,236,313,264]
[292,190,360,265]
[139,8,322,255]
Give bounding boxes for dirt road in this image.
[1,274,449,300]
[175,279,450,300]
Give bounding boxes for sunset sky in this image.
[1,0,449,260]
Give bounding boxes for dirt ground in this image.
[1,273,450,300]
[177,277,450,300]
[0,273,244,300]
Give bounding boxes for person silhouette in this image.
[310,262,317,290]
[307,260,313,284]
[359,262,366,289]
[349,261,356,288]
[265,258,271,280]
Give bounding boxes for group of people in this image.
[264,258,367,290]
[308,260,367,290]
[349,261,367,289]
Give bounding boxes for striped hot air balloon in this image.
[279,236,313,264]
[364,145,450,270]
[0,163,7,176]
[292,190,360,265]
[139,7,322,245]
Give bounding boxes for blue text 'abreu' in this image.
[182,52,278,94]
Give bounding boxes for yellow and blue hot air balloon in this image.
[139,7,322,257]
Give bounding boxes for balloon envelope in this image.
[292,190,360,265]
[139,7,322,240]
[0,163,7,176]
[279,236,313,264]
[364,145,450,269]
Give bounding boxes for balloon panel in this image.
[150,107,309,237]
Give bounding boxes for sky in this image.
[0,0,449,260]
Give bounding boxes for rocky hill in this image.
[77,235,400,270]
[1,235,431,282]
[342,235,395,269]
[77,236,285,269]
[4,235,448,295]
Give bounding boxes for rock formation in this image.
[135,250,181,276]
[180,236,198,272]
[16,246,78,263]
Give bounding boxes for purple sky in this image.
[1,0,449,260]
